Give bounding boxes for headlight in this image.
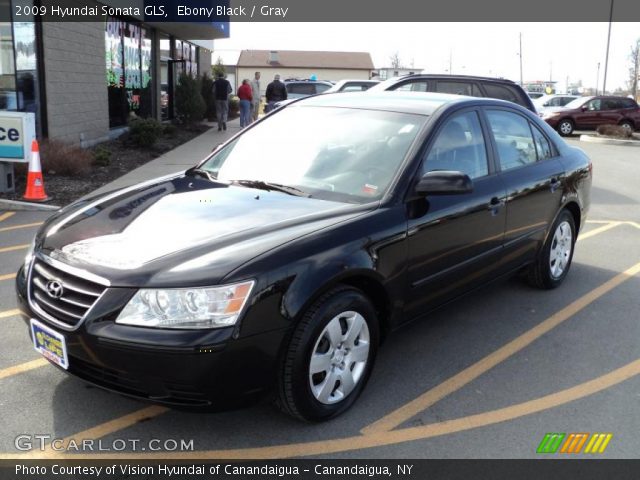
[115,280,255,329]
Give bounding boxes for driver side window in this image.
[422,111,489,180]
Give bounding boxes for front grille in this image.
[29,258,106,328]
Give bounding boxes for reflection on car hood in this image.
[40,175,366,285]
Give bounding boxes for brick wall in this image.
[41,22,110,146]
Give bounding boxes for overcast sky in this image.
[213,22,640,91]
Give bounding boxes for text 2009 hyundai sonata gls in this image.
[17,92,591,421]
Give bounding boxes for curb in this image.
[579,134,640,146]
[0,198,61,212]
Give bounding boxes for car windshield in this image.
[199,106,425,203]
[564,97,590,109]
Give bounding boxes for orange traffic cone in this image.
[23,139,48,202]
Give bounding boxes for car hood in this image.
[39,175,369,287]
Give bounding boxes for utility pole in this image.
[449,50,452,75]
[602,0,614,94]
[596,62,600,95]
[519,32,523,86]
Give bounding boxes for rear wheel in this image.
[557,119,574,136]
[527,210,576,289]
[277,286,379,421]
[620,120,634,133]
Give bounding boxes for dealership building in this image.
[0,0,228,146]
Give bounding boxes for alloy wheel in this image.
[549,220,573,279]
[308,311,370,405]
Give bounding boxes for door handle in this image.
[487,197,504,215]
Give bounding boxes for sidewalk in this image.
[87,118,242,198]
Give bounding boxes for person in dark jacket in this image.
[212,72,232,131]
[265,74,287,113]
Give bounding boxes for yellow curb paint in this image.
[0,308,22,319]
[0,358,48,380]
[0,244,29,253]
[361,260,640,435]
[2,357,639,460]
[0,222,43,233]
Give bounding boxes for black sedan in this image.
[17,92,592,421]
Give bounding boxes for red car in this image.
[542,95,640,136]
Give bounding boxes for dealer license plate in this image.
[30,318,69,370]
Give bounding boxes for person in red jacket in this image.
[237,79,253,128]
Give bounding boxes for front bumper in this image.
[16,265,287,409]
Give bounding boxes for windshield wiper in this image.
[229,180,311,197]
[185,167,217,182]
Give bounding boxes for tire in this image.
[277,285,379,422]
[557,119,574,136]
[619,120,634,133]
[527,210,576,289]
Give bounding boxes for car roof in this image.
[389,73,521,84]
[288,91,519,116]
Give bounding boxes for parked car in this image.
[284,78,333,98]
[18,92,591,421]
[270,79,335,110]
[542,95,640,136]
[325,79,379,93]
[534,94,580,116]
[527,92,545,99]
[368,74,537,112]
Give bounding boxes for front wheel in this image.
[277,286,379,421]
[557,119,574,136]
[527,210,576,289]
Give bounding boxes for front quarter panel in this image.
[224,206,409,338]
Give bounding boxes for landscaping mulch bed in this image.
[1,124,210,207]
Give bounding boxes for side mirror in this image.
[415,171,473,196]
[581,106,588,112]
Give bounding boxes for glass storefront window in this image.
[0,5,17,110]
[106,19,153,127]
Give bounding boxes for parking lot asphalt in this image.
[0,137,638,459]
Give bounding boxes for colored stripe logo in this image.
[537,433,612,454]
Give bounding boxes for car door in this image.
[577,98,603,128]
[404,109,507,320]
[598,98,624,125]
[483,108,565,269]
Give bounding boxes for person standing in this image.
[250,71,261,122]
[237,79,253,128]
[212,72,232,131]
[265,74,287,113]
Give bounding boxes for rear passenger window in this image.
[531,124,553,161]
[287,84,315,95]
[393,81,429,92]
[436,81,473,96]
[483,84,519,104]
[315,83,331,94]
[486,110,537,171]
[422,111,489,180]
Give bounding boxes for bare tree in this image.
[389,52,403,69]
[628,39,640,100]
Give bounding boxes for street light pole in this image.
[596,62,600,95]
[602,0,614,94]
[519,32,523,86]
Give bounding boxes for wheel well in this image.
[619,118,634,127]
[340,276,392,341]
[563,201,581,233]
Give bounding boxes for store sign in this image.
[0,112,36,163]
